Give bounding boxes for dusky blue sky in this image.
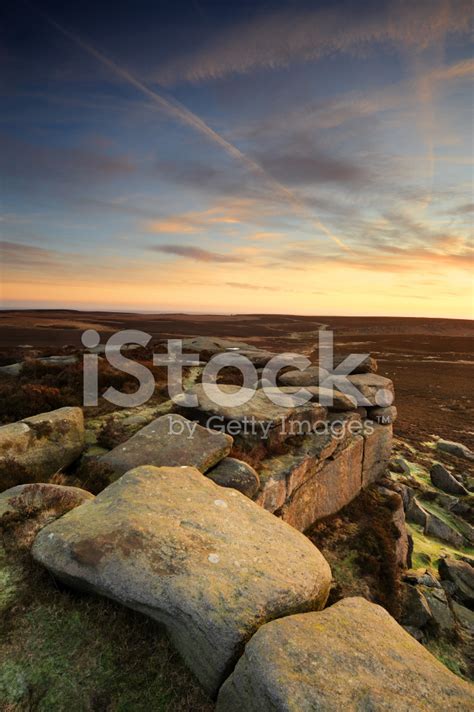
[1,0,473,316]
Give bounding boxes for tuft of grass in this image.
[407,522,474,569]
[0,506,212,711]
[0,542,213,712]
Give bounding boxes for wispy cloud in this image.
[0,241,69,270]
[226,281,280,292]
[39,9,349,251]
[144,205,245,234]
[254,148,370,188]
[0,134,135,186]
[155,0,472,85]
[149,244,243,263]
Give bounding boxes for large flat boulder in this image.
[176,384,326,449]
[100,413,232,478]
[32,465,331,696]
[216,597,474,711]
[0,407,84,488]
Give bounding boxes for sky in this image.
[0,0,473,317]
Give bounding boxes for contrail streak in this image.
[38,9,349,251]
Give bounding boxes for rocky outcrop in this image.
[0,407,84,487]
[252,412,394,530]
[430,463,469,496]
[32,465,331,696]
[216,597,474,711]
[206,457,259,498]
[100,413,232,478]
[280,437,364,532]
[175,383,326,449]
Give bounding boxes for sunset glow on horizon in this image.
[1,0,473,319]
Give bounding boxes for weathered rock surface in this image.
[216,597,474,711]
[453,601,474,633]
[0,482,93,519]
[334,353,378,374]
[255,431,338,514]
[176,384,326,447]
[403,568,442,589]
[362,423,393,485]
[376,486,410,569]
[422,588,456,634]
[0,407,84,487]
[278,365,328,387]
[439,557,474,607]
[424,512,465,549]
[335,373,394,407]
[206,457,259,498]
[32,465,331,696]
[436,439,474,462]
[281,437,364,531]
[265,386,357,411]
[406,497,430,526]
[401,583,433,629]
[368,405,397,424]
[430,463,469,496]
[100,413,232,478]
